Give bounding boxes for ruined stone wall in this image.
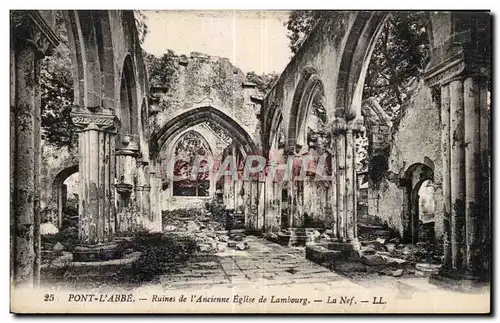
[262,15,355,151]
[108,11,150,161]
[369,79,443,240]
[149,52,262,152]
[39,142,79,226]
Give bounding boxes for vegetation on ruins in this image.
[134,10,149,44]
[143,49,179,90]
[285,11,430,180]
[285,11,430,122]
[115,232,198,283]
[245,71,280,95]
[40,12,147,151]
[40,12,77,149]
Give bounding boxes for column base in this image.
[429,266,490,292]
[73,243,118,262]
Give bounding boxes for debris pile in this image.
[330,236,442,278]
[162,209,250,253]
[162,209,226,233]
[301,223,442,278]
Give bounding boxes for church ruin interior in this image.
[10,10,491,294]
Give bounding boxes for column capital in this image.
[424,55,490,88]
[424,55,466,88]
[115,147,141,157]
[136,158,149,167]
[331,118,348,136]
[347,118,366,134]
[115,182,133,197]
[71,106,119,132]
[136,185,151,192]
[11,10,60,57]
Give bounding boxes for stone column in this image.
[463,76,488,275]
[426,68,490,281]
[223,175,235,210]
[264,160,280,232]
[71,108,118,261]
[332,119,347,240]
[115,136,140,234]
[440,84,452,267]
[246,180,260,231]
[149,164,162,228]
[345,126,356,240]
[347,118,364,244]
[330,148,338,237]
[330,117,363,252]
[449,79,466,270]
[11,11,59,287]
[135,160,151,224]
[257,179,266,232]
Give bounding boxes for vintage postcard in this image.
[10,9,491,314]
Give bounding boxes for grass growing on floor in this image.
[116,231,198,283]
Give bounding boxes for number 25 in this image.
[44,294,54,302]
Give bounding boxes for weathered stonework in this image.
[149,52,262,155]
[149,52,263,217]
[11,10,59,287]
[11,10,491,293]
[367,80,443,239]
[40,143,79,228]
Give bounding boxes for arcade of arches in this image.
[11,11,490,288]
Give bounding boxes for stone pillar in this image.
[264,161,280,232]
[257,179,266,232]
[333,119,346,240]
[115,136,140,234]
[347,119,364,244]
[449,79,466,270]
[135,161,151,224]
[60,184,68,227]
[463,76,488,275]
[330,148,338,237]
[440,84,452,267]
[11,11,59,287]
[223,175,235,210]
[426,68,490,281]
[287,177,296,228]
[149,164,162,228]
[331,117,363,252]
[235,178,244,213]
[247,180,261,231]
[71,108,118,261]
[345,126,356,240]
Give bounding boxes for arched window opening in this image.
[305,83,327,150]
[119,55,138,146]
[294,79,328,153]
[172,131,212,197]
[61,172,80,228]
[417,179,436,242]
[403,162,434,244]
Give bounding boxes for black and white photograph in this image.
[8,8,492,314]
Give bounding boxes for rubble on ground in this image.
[161,209,251,253]
[298,223,443,279]
[41,222,59,235]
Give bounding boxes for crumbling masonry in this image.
[11,11,490,288]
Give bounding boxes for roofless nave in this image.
[10,11,491,292]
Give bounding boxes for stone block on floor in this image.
[306,244,343,265]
